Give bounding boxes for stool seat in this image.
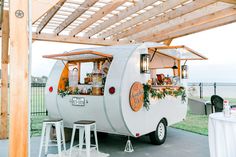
[43,118,63,122]
[74,120,95,125]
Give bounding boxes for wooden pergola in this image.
[0,0,236,156]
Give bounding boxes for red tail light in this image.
[49,86,53,92]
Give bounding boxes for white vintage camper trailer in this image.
[43,42,206,144]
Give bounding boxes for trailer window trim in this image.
[43,50,113,62]
[148,45,207,61]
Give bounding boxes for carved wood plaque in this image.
[129,82,144,112]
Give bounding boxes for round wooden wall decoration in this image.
[129,82,144,112]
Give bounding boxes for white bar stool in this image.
[70,120,99,157]
[38,118,66,157]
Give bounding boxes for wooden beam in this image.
[112,0,218,40]
[9,0,29,156]
[33,0,61,23]
[154,11,236,42]
[84,0,159,38]
[163,39,173,46]
[43,50,113,59]
[0,10,9,140]
[98,0,190,39]
[69,0,127,36]
[131,2,233,41]
[36,0,66,33]
[32,33,129,45]
[149,48,179,60]
[54,0,98,35]
[220,0,236,4]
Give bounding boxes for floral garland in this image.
[58,87,79,97]
[143,83,186,110]
[58,78,80,97]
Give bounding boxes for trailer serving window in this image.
[148,45,207,86]
[43,50,113,96]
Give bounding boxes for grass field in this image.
[31,115,48,136]
[171,113,209,136]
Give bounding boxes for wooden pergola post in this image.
[0,10,9,139]
[9,0,29,156]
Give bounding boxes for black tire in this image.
[149,119,167,145]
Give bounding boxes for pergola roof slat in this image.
[83,0,160,38]
[98,0,191,39]
[54,0,99,35]
[154,10,236,42]
[36,0,67,33]
[69,0,127,36]
[128,2,233,41]
[112,0,218,40]
[2,0,236,45]
[143,6,236,42]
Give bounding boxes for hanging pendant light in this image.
[172,60,178,69]
[140,54,150,73]
[181,65,188,79]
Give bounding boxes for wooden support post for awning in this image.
[9,0,29,156]
[0,10,9,140]
[177,60,181,77]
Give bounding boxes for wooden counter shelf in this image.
[151,85,181,89]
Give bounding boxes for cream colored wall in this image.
[149,52,175,69]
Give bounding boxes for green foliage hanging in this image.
[143,83,186,110]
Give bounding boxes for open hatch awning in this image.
[43,50,112,61]
[149,45,207,60]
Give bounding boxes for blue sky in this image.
[30,22,236,83]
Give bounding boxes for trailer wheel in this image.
[149,119,167,145]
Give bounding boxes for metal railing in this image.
[31,83,47,116]
[188,82,236,103]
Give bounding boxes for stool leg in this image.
[39,123,46,157]
[60,122,66,151]
[79,127,85,154]
[69,126,76,157]
[93,124,99,152]
[55,122,62,157]
[45,124,51,155]
[85,125,91,157]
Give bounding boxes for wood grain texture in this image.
[129,82,144,112]
[0,10,9,139]
[9,0,29,156]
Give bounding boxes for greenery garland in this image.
[58,87,79,97]
[58,78,79,97]
[143,83,186,110]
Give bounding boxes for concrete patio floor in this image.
[0,128,209,157]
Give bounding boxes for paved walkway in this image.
[0,128,210,157]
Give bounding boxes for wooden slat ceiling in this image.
[4,0,236,45]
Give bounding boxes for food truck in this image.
[43,42,207,145]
